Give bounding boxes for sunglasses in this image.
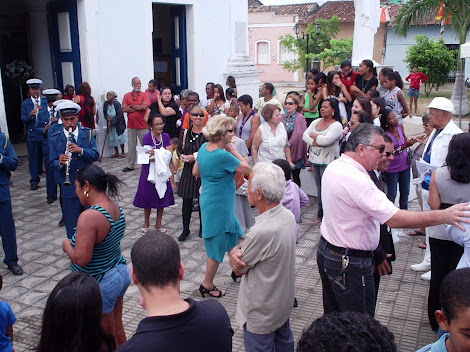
[365,144,385,153]
[227,129,234,133]
[385,150,395,157]
[191,113,204,117]
[285,101,295,106]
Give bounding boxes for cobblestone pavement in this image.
[1,133,437,351]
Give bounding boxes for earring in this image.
[83,190,89,198]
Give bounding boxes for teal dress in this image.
[197,143,243,262]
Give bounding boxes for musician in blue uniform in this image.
[36,89,61,204]
[0,130,23,275]
[49,101,99,239]
[21,78,47,190]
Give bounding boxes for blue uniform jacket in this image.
[35,107,56,154]
[49,126,99,198]
[21,97,47,142]
[0,133,18,202]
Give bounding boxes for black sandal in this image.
[199,285,225,298]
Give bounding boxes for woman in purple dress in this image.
[133,114,175,235]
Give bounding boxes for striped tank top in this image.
[70,205,126,282]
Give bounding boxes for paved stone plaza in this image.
[1,136,439,351]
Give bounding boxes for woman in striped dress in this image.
[177,106,208,241]
[62,164,129,350]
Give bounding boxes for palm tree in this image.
[393,0,470,116]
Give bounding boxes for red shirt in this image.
[122,91,149,129]
[405,72,428,90]
[340,71,358,92]
[145,89,160,104]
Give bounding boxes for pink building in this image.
[248,4,318,83]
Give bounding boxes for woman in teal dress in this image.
[193,115,251,298]
[103,91,127,158]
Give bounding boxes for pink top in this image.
[321,154,399,250]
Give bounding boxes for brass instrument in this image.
[63,127,73,185]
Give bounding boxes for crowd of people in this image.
[0,60,469,352]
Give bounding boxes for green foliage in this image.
[279,16,352,72]
[404,35,455,96]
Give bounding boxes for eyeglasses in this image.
[423,123,430,127]
[285,102,295,106]
[385,150,395,157]
[191,113,204,117]
[365,144,385,153]
[152,123,165,127]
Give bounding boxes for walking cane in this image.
[99,124,110,163]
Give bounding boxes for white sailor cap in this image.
[26,78,43,88]
[55,101,81,116]
[53,99,69,107]
[42,89,61,96]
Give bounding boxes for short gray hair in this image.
[250,162,285,203]
[131,77,140,86]
[345,123,384,152]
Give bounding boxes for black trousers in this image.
[182,197,202,235]
[428,237,463,330]
[292,168,301,188]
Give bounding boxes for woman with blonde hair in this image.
[193,115,251,297]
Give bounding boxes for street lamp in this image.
[294,22,321,76]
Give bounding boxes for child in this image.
[301,76,321,127]
[405,65,428,116]
[169,137,183,191]
[0,273,16,352]
[415,268,470,352]
[382,71,409,125]
[272,159,309,242]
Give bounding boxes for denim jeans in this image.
[312,164,327,218]
[243,320,294,352]
[384,167,411,210]
[317,237,376,316]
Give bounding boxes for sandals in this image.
[410,230,425,236]
[199,284,225,298]
[119,152,126,158]
[140,227,149,235]
[418,243,427,249]
[155,226,169,235]
[313,218,322,226]
[111,153,120,158]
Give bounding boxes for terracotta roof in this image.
[299,1,355,24]
[249,3,319,19]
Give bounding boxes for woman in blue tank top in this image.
[62,164,130,349]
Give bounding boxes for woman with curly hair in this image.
[74,82,96,129]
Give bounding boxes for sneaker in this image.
[421,271,431,281]
[411,262,431,272]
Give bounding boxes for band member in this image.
[0,130,23,275]
[49,102,99,239]
[36,89,61,204]
[21,78,47,190]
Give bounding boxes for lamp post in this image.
[294,23,321,77]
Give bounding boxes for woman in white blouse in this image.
[252,104,294,166]
[303,98,343,226]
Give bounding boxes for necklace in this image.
[153,300,187,316]
[151,132,162,147]
[361,76,372,92]
[189,130,200,143]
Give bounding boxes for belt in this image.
[321,237,374,258]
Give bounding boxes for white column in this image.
[351,0,380,67]
[29,11,54,89]
[0,69,8,136]
[224,0,261,100]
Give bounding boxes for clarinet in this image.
[63,127,73,185]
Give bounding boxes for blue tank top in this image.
[70,205,126,282]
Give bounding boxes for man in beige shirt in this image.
[230,162,296,352]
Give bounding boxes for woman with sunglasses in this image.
[380,109,417,210]
[193,115,251,298]
[281,93,307,187]
[303,98,343,226]
[176,106,208,241]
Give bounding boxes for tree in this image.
[404,35,455,97]
[279,16,353,72]
[393,0,470,115]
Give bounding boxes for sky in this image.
[261,0,331,4]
